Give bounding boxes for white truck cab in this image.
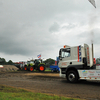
[58,44,98,83]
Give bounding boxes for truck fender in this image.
[38,63,45,66]
[65,67,79,78]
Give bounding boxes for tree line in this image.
[96,58,100,64]
[0,58,13,65]
[43,58,55,67]
[0,57,55,66]
[1,57,100,65]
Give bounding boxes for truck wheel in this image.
[66,70,79,83]
[24,66,27,71]
[29,66,34,72]
[39,64,45,72]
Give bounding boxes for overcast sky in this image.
[0,0,100,62]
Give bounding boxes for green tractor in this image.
[24,59,45,72]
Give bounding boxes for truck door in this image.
[59,48,71,68]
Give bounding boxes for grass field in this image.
[0,85,79,100]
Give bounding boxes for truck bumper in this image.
[60,69,66,78]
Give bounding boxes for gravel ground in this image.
[0,71,100,100]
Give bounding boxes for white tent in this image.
[0,65,3,68]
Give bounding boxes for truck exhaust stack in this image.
[92,43,94,65]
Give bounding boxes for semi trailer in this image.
[50,65,60,72]
[58,43,99,83]
[14,61,27,70]
[50,57,60,72]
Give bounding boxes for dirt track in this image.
[0,71,100,100]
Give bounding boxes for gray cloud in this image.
[49,22,60,32]
[0,0,100,61]
[76,28,100,45]
[62,23,77,30]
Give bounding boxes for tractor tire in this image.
[39,64,45,72]
[29,66,34,72]
[66,70,79,83]
[24,65,27,71]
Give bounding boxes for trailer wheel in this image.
[30,66,34,72]
[24,66,27,71]
[57,70,59,73]
[39,64,45,72]
[66,70,79,83]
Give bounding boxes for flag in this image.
[37,54,41,59]
[88,0,96,8]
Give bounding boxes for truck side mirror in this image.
[59,49,61,55]
[59,49,62,60]
[59,55,62,60]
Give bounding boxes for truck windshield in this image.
[61,48,70,58]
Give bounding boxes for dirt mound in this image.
[0,65,18,72]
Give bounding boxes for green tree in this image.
[44,58,55,67]
[0,58,6,65]
[96,58,100,64]
[7,60,13,65]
